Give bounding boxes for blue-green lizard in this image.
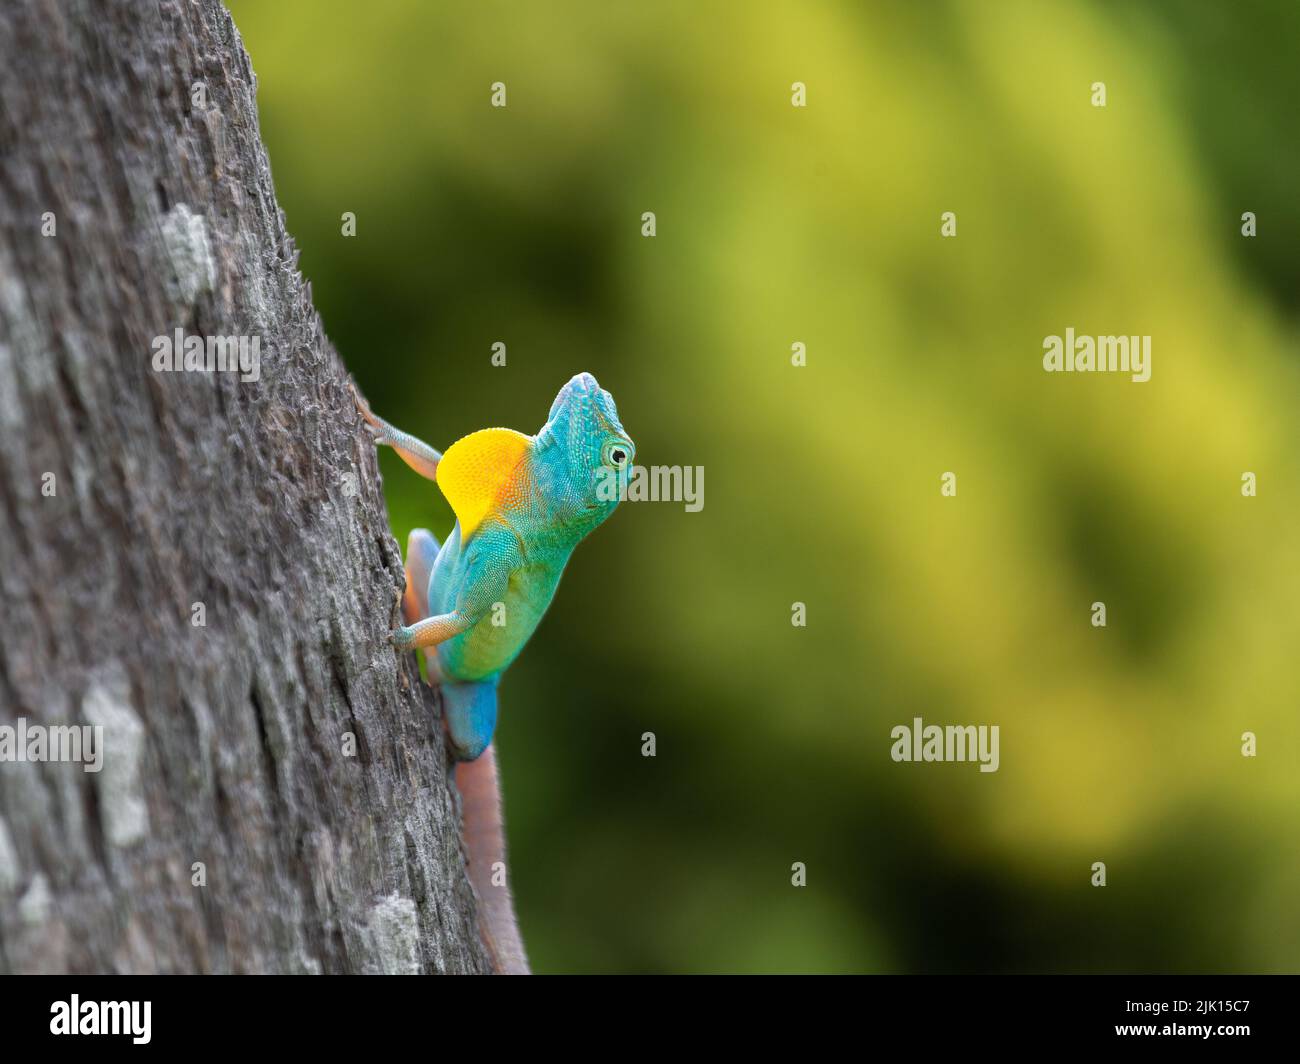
[357,371,634,760]
[354,372,634,972]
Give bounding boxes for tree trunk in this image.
[0,0,489,974]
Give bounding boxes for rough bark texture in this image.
[0,0,490,973]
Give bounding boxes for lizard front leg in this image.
[353,383,444,482]
[392,530,517,651]
[393,609,473,650]
[402,528,441,627]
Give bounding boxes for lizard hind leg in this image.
[403,528,443,681]
[402,528,441,622]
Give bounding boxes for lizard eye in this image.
[603,441,631,468]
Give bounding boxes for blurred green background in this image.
[227,0,1300,972]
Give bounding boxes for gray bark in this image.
[0,0,489,973]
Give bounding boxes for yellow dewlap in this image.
[437,427,533,538]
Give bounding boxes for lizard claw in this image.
[352,384,400,449]
[351,381,373,419]
[391,625,415,651]
[352,383,389,439]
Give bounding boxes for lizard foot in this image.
[351,382,395,446]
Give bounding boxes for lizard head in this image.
[534,372,635,533]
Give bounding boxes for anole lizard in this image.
[354,372,634,973]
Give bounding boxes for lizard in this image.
[353,371,634,974]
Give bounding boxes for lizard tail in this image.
[456,744,531,974]
[401,529,527,973]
